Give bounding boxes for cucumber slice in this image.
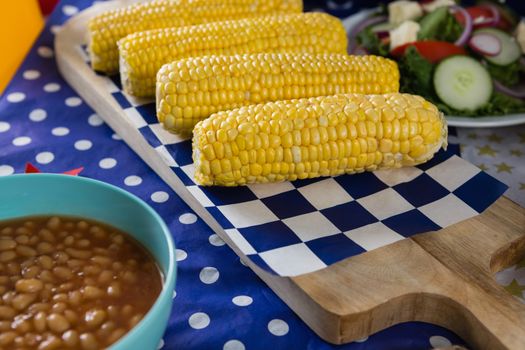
[473,28,521,66]
[434,56,493,111]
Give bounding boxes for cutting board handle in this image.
[412,200,525,350]
[432,279,525,350]
[490,235,525,274]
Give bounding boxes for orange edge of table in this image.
[0,1,44,95]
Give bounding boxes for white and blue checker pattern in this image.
[91,61,508,277]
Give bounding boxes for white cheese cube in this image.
[422,0,455,13]
[388,0,423,25]
[389,20,421,50]
[517,20,525,54]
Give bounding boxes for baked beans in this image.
[0,216,162,349]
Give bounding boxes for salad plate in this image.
[343,2,525,128]
[445,111,525,127]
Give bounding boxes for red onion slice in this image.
[348,15,388,52]
[468,33,502,57]
[450,5,473,46]
[494,80,525,99]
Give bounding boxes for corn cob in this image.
[119,13,348,97]
[157,53,400,134]
[192,93,447,186]
[88,0,303,74]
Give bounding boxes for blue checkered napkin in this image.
[86,56,507,277]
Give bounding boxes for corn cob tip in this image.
[439,112,448,151]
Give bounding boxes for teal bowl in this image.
[0,173,176,350]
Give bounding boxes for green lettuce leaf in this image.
[398,46,436,96]
[417,7,463,42]
[486,60,521,86]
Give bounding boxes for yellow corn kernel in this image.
[213,142,224,159]
[210,159,222,175]
[247,150,256,164]
[232,158,242,171]
[192,93,447,186]
[221,159,232,173]
[400,140,410,154]
[239,151,249,165]
[250,164,263,176]
[202,144,215,160]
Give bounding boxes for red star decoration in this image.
[25,163,84,176]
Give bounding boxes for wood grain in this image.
[55,3,525,348]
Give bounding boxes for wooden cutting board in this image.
[55,2,525,348]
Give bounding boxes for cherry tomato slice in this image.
[390,41,467,63]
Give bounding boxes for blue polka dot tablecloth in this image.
[0,0,489,349]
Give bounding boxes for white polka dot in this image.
[268,319,289,336]
[157,338,164,349]
[88,114,104,126]
[0,122,10,133]
[172,290,177,299]
[188,312,210,330]
[74,140,92,151]
[124,175,142,186]
[65,97,82,107]
[23,70,40,80]
[36,152,54,165]
[37,46,54,58]
[52,127,70,136]
[175,249,187,262]
[199,267,219,284]
[355,337,368,343]
[29,109,47,122]
[0,165,14,176]
[7,92,25,103]
[43,83,61,92]
[62,5,79,15]
[112,133,122,140]
[223,340,245,350]
[232,295,252,307]
[151,191,169,203]
[13,136,31,146]
[209,234,225,246]
[99,158,117,169]
[50,25,61,34]
[179,213,197,224]
[429,336,452,348]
